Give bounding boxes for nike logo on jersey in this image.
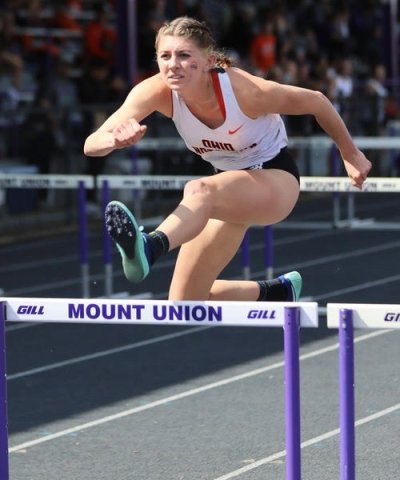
[228,124,244,135]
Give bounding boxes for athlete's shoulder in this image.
[225,68,274,117]
[133,73,170,96]
[127,73,172,117]
[227,67,272,91]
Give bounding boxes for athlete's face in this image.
[156,35,213,89]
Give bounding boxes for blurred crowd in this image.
[0,0,399,181]
[0,0,126,179]
[142,0,400,136]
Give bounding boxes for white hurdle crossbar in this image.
[327,303,400,480]
[97,174,400,194]
[0,298,318,480]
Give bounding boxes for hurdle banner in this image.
[0,298,318,327]
[327,303,400,329]
[0,299,318,480]
[0,174,94,190]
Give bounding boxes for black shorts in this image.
[215,147,300,184]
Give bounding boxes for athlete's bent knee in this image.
[183,178,213,198]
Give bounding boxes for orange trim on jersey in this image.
[211,70,226,120]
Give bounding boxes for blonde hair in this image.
[155,16,233,68]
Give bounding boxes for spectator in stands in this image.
[66,0,83,12]
[309,54,336,99]
[365,63,388,102]
[333,57,354,99]
[137,0,169,80]
[361,63,390,172]
[22,79,57,201]
[250,19,277,76]
[265,63,283,83]
[331,57,356,129]
[83,4,116,67]
[17,0,61,69]
[221,2,256,60]
[83,16,371,302]
[327,6,352,60]
[78,58,127,139]
[371,64,390,103]
[79,58,128,201]
[51,5,82,33]
[0,8,24,89]
[46,58,81,149]
[183,0,210,24]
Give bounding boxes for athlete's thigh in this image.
[168,219,247,300]
[206,169,300,225]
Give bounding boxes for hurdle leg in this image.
[264,226,273,280]
[339,308,355,480]
[102,179,113,297]
[0,301,9,480]
[240,230,251,280]
[284,306,301,480]
[78,181,90,298]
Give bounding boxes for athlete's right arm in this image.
[83,74,171,157]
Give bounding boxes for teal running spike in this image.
[105,201,150,283]
[279,271,302,301]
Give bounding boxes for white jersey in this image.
[171,68,288,171]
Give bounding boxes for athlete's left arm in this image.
[231,69,372,189]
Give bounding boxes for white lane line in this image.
[312,273,400,300]
[5,322,36,332]
[8,326,211,380]
[0,253,79,273]
[212,402,400,480]
[229,240,400,287]
[280,239,400,271]
[8,330,389,452]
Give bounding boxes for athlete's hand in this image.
[342,149,372,189]
[112,119,147,148]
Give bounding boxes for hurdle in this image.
[98,174,400,295]
[0,174,95,297]
[327,303,400,480]
[297,176,400,231]
[0,297,318,480]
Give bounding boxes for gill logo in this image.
[17,305,44,315]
